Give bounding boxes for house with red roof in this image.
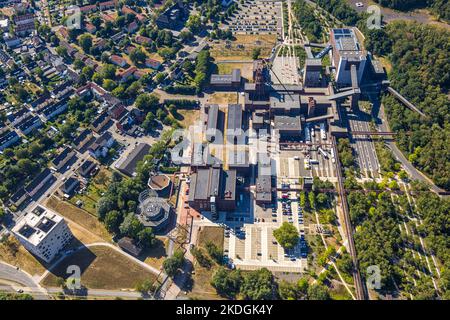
[85,22,97,34]
[125,21,138,33]
[110,55,128,68]
[134,35,152,45]
[117,66,137,82]
[145,58,162,70]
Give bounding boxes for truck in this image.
[318,147,328,159]
[304,158,311,170]
[320,123,326,140]
[330,148,336,163]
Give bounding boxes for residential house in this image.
[77,159,97,178]
[145,58,161,70]
[16,115,42,135]
[40,98,69,121]
[72,129,94,152]
[0,130,20,151]
[99,0,117,10]
[90,111,111,133]
[125,21,138,33]
[60,177,80,197]
[110,54,128,67]
[117,66,137,82]
[88,132,115,159]
[134,35,152,45]
[50,147,76,172]
[24,168,54,197]
[13,13,35,36]
[85,22,97,34]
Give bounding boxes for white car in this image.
[355,2,364,7]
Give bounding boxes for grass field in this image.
[188,226,225,300]
[0,236,47,276]
[41,246,157,290]
[178,109,200,128]
[45,196,112,242]
[210,34,277,61]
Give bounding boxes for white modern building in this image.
[330,28,368,88]
[12,206,73,263]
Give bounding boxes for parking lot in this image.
[308,124,337,179]
[227,0,282,35]
[221,189,308,273]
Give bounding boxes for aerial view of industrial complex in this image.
[0,0,448,304]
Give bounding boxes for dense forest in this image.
[293,0,323,42]
[315,0,360,26]
[373,0,450,21]
[349,189,449,299]
[365,21,450,190]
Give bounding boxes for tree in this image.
[163,249,185,278]
[56,46,68,58]
[205,241,222,263]
[191,247,212,268]
[81,66,94,80]
[104,210,122,233]
[102,79,117,91]
[252,48,261,60]
[135,278,155,295]
[125,81,141,97]
[97,197,117,221]
[155,72,166,84]
[273,222,299,249]
[78,34,93,53]
[307,284,330,300]
[137,228,155,248]
[187,14,202,34]
[240,268,277,300]
[119,213,144,239]
[100,64,117,80]
[135,93,160,112]
[0,207,5,224]
[91,15,102,29]
[278,280,299,300]
[129,48,147,65]
[211,267,242,298]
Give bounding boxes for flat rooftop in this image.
[273,115,302,132]
[12,206,63,246]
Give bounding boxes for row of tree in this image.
[211,267,331,300]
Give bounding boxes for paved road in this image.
[345,0,450,30]
[0,261,49,300]
[375,102,446,194]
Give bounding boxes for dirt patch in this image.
[211,34,277,61]
[0,236,46,276]
[197,226,224,250]
[217,62,254,81]
[45,196,112,242]
[178,109,200,128]
[41,246,157,290]
[206,92,240,105]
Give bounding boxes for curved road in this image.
[0,261,49,300]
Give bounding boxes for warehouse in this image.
[210,69,242,90]
[116,143,150,177]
